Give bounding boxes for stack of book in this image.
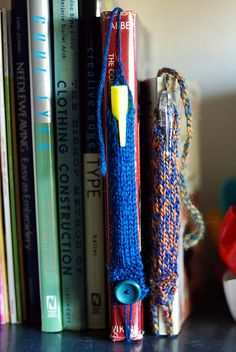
[0,0,203,342]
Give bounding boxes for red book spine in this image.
[101,11,143,341]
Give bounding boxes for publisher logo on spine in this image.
[46,296,58,318]
[91,293,101,314]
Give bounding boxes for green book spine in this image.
[52,0,85,330]
[1,8,22,324]
[27,0,63,332]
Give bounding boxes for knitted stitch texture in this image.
[157,68,205,250]
[107,80,147,298]
[150,68,205,335]
[97,7,147,300]
[150,102,181,335]
[96,7,148,341]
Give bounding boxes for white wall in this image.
[102,0,236,209]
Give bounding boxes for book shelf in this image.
[0,287,235,352]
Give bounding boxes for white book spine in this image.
[0,10,17,324]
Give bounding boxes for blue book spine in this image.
[11,0,40,321]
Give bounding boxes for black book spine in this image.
[11,0,40,321]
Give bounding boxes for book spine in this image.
[8,8,27,322]
[11,0,40,322]
[80,16,106,329]
[27,0,63,332]
[0,185,10,324]
[2,8,22,323]
[0,259,4,324]
[0,199,5,325]
[0,9,17,324]
[52,0,85,330]
[101,11,143,341]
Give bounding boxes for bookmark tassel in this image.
[97,7,123,176]
[97,8,148,341]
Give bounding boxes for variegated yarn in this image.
[150,68,205,336]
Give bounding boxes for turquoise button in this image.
[114,280,141,304]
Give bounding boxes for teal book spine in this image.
[27,0,63,332]
[52,0,85,330]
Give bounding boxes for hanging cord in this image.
[97,7,123,176]
[97,8,148,341]
[150,68,205,335]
